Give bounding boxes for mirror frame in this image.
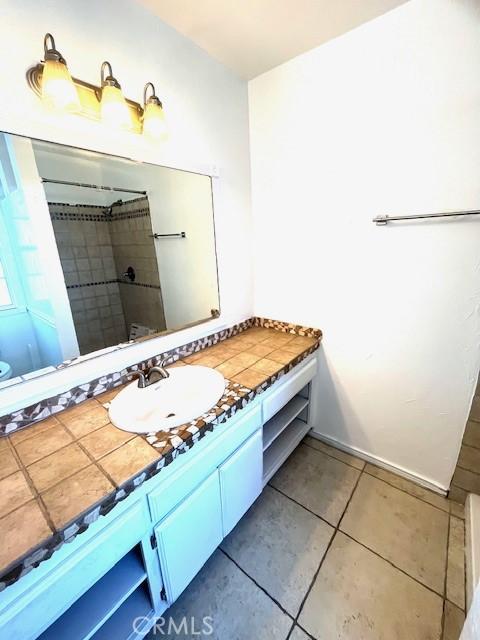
[0,130,222,396]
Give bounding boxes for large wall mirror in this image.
[0,133,220,385]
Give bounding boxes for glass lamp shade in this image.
[143,101,168,140]
[100,85,132,130]
[41,59,80,112]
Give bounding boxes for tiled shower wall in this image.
[50,203,127,354]
[110,197,166,333]
[49,197,166,356]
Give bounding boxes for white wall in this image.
[0,0,252,413]
[249,0,480,490]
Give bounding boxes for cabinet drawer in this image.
[263,358,317,423]
[219,429,263,536]
[154,471,223,604]
[0,499,149,640]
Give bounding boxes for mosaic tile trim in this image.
[252,316,322,339]
[0,337,320,591]
[0,318,322,436]
[49,206,151,223]
[67,279,161,291]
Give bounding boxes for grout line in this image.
[302,437,456,516]
[270,467,448,602]
[61,423,119,489]
[441,512,452,637]
[293,464,365,629]
[339,529,446,600]
[5,438,56,533]
[219,548,295,622]
[267,483,337,529]
[301,439,365,472]
[362,468,451,516]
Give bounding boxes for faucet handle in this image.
[130,370,147,388]
[147,365,170,382]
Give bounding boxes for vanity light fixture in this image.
[142,82,167,140]
[40,33,80,112]
[27,34,167,139]
[99,61,132,130]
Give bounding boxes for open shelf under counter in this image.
[38,546,148,640]
[262,394,309,451]
[263,417,311,486]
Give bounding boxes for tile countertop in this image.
[0,323,321,589]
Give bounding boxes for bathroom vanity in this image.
[0,321,320,640]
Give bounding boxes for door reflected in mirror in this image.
[0,133,220,384]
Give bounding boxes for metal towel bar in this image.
[373,210,480,225]
[149,232,186,238]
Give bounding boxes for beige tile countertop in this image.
[0,324,320,588]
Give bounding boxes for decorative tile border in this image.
[0,318,321,435]
[67,279,161,291]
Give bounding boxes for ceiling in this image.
[138,0,409,79]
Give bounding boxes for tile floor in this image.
[149,436,466,640]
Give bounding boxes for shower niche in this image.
[0,133,220,381]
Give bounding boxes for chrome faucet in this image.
[131,365,170,388]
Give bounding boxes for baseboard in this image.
[308,430,448,496]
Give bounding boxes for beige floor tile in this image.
[462,420,480,449]
[457,444,480,473]
[364,463,450,512]
[446,516,465,610]
[98,437,159,485]
[58,404,111,439]
[26,443,91,493]
[303,436,365,471]
[450,501,465,519]
[157,550,292,640]
[0,501,52,571]
[0,471,33,518]
[222,486,333,616]
[79,424,135,460]
[289,627,310,640]
[0,445,19,480]
[443,601,465,640]
[298,533,443,640]
[270,444,360,526]
[14,425,73,466]
[469,395,480,422]
[340,474,449,593]
[452,467,480,494]
[42,465,114,528]
[449,486,467,505]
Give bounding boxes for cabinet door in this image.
[154,471,223,604]
[219,429,263,537]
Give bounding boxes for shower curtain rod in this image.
[41,178,147,196]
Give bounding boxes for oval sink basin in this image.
[109,365,226,434]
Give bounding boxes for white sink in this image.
[109,365,226,434]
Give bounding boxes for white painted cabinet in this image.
[154,471,223,603]
[219,429,263,536]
